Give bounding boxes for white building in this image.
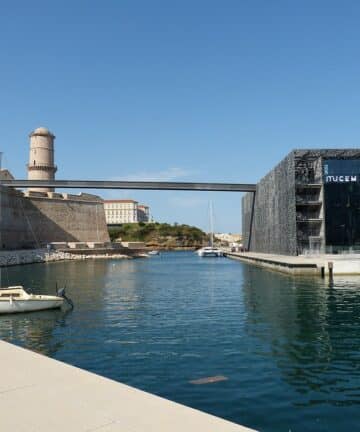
[214,233,242,244]
[104,200,150,224]
[137,205,150,222]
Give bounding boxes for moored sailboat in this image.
[197,201,223,258]
[0,286,65,314]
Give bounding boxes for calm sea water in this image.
[1,252,360,431]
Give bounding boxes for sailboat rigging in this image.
[197,201,223,257]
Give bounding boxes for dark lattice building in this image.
[242,149,360,255]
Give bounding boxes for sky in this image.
[1,0,360,232]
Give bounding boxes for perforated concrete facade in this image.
[242,149,360,256]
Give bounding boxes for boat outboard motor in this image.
[56,284,74,310]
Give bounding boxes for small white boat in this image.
[197,247,223,257]
[0,286,64,314]
[148,250,160,256]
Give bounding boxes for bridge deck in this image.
[0,180,256,192]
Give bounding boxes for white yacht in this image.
[197,201,224,258]
[197,246,223,257]
[0,286,64,314]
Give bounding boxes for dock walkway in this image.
[0,340,254,432]
[225,251,360,275]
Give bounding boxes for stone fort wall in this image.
[0,186,110,250]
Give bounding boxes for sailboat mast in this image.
[209,201,214,247]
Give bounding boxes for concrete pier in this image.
[0,340,255,432]
[225,251,360,275]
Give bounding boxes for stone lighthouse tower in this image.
[27,127,57,192]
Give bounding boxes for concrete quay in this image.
[0,340,254,432]
[225,251,360,275]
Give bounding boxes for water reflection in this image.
[0,309,70,356]
[1,254,360,431]
[242,264,360,408]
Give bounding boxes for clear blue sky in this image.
[1,0,360,232]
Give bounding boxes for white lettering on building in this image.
[325,175,357,183]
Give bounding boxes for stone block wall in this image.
[1,187,32,249]
[0,186,110,250]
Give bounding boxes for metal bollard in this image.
[320,266,325,278]
[328,261,333,281]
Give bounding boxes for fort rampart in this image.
[0,186,110,250]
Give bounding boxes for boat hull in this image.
[197,250,223,257]
[0,299,63,314]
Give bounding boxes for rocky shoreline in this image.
[0,247,200,268]
[0,249,133,267]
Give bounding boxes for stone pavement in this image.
[0,340,255,432]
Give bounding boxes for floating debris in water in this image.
[189,375,228,385]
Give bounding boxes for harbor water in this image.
[1,251,360,431]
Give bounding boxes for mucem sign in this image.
[323,159,360,183]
